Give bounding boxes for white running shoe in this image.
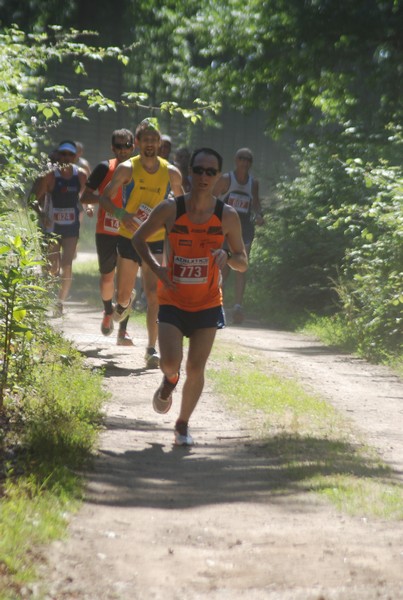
[113,290,136,323]
[174,422,194,446]
[144,347,160,369]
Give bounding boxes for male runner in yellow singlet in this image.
[99,119,183,368]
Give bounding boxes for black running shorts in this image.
[158,304,226,338]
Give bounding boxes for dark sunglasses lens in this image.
[114,142,132,149]
[192,166,218,176]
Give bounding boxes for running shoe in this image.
[113,290,136,323]
[232,304,245,325]
[101,312,114,336]
[174,421,194,446]
[144,347,160,369]
[116,330,134,346]
[152,375,179,414]
[52,301,64,318]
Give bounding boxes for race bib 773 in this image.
[172,256,209,284]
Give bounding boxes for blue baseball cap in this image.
[58,141,77,154]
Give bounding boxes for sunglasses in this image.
[113,142,133,149]
[59,151,76,157]
[192,166,219,177]
[237,155,252,161]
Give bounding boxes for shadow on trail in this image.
[102,364,147,378]
[220,330,350,358]
[261,345,348,357]
[83,422,394,510]
[77,348,147,377]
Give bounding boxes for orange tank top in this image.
[158,196,225,311]
[96,159,123,235]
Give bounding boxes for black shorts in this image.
[117,236,164,265]
[158,304,226,338]
[42,230,78,244]
[240,220,255,246]
[95,233,119,274]
[53,222,80,239]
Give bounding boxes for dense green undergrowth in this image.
[300,313,403,376]
[0,329,107,599]
[245,149,403,364]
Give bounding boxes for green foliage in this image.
[0,227,50,406]
[247,142,368,321]
[114,0,402,149]
[0,332,106,596]
[247,146,402,360]
[324,162,403,359]
[21,345,106,466]
[300,313,357,353]
[0,474,76,588]
[0,23,220,210]
[0,25,128,205]
[0,28,118,593]
[3,3,401,154]
[3,1,402,149]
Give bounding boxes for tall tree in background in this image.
[146,0,402,154]
[3,0,401,152]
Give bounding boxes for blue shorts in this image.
[158,304,226,338]
[117,235,163,264]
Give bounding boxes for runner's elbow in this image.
[131,229,144,250]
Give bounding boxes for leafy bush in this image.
[0,329,106,597]
[22,344,106,468]
[246,144,402,361]
[0,216,52,406]
[247,142,368,324]
[326,161,403,359]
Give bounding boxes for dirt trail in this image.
[219,326,403,477]
[35,292,403,600]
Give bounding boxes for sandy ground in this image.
[34,290,403,600]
